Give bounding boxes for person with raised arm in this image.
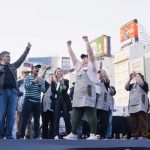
[125,72,149,139]
[63,36,97,140]
[96,61,112,139]
[0,42,31,139]
[20,65,51,139]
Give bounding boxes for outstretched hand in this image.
[67,41,72,47]
[129,71,136,80]
[129,73,135,80]
[27,42,32,48]
[45,65,52,71]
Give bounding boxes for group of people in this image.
[0,36,149,140]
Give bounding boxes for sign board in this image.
[62,57,70,71]
[91,35,111,58]
[120,19,138,47]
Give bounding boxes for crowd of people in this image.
[0,36,149,140]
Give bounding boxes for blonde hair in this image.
[53,67,63,82]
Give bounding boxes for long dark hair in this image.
[137,73,149,93]
[136,73,145,81]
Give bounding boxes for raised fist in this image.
[45,65,52,71]
[27,42,32,48]
[67,41,72,47]
[129,73,134,80]
[82,36,88,41]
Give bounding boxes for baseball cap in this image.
[32,63,41,69]
[0,51,10,57]
[80,54,88,59]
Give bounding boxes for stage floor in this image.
[0,139,150,150]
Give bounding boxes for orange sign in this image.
[120,19,138,42]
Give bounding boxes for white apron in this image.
[72,69,96,108]
[129,83,149,113]
[96,81,112,111]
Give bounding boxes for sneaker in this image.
[54,135,59,140]
[130,137,138,140]
[96,135,100,139]
[25,135,30,139]
[63,133,77,140]
[86,134,98,140]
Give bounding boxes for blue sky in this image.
[0,0,150,62]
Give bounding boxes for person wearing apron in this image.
[41,74,54,139]
[125,72,149,139]
[63,36,97,140]
[96,69,112,139]
[107,86,116,139]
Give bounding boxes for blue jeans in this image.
[107,111,112,138]
[0,89,17,139]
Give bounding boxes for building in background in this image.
[114,19,150,116]
[91,35,111,58]
[91,35,115,86]
[61,57,70,74]
[120,19,139,49]
[17,56,71,79]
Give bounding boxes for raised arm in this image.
[99,61,103,70]
[13,42,31,68]
[40,65,52,79]
[99,61,109,82]
[67,41,77,66]
[125,73,134,90]
[82,36,95,62]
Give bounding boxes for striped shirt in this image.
[24,75,45,102]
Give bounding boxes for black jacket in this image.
[0,47,30,90]
[51,79,72,111]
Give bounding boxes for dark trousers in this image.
[72,107,97,134]
[42,110,53,139]
[130,111,149,137]
[97,109,109,138]
[53,95,71,136]
[20,98,41,138]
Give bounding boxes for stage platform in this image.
[1,139,150,150]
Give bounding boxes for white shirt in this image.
[74,60,97,83]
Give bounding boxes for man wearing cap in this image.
[20,64,50,139]
[63,36,97,140]
[0,43,31,139]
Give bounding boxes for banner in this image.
[62,57,70,71]
[120,19,138,43]
[91,35,111,58]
